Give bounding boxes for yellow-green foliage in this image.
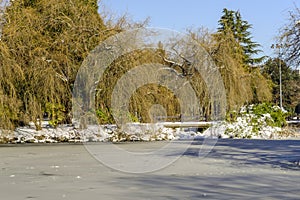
[45,103,65,127]
[0,1,273,129]
[192,28,272,111]
[95,49,181,123]
[0,40,23,130]
[0,0,108,130]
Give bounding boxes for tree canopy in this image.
[281,6,300,68]
[0,0,108,129]
[0,2,275,130]
[193,27,272,111]
[262,58,300,112]
[217,8,263,65]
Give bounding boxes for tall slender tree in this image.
[217,8,263,65]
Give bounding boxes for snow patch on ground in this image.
[0,123,209,144]
[0,122,298,144]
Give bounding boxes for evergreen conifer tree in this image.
[217,8,263,65]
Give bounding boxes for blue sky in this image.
[100,0,300,58]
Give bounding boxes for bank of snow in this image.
[0,123,205,144]
[0,122,297,144]
[220,103,295,139]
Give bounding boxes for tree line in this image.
[0,1,299,130]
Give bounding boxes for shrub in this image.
[224,103,288,138]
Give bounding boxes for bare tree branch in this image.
[280,6,300,68]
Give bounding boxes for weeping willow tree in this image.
[0,40,23,130]
[212,8,272,109]
[95,48,182,124]
[93,25,272,123]
[213,33,253,110]
[0,0,108,130]
[0,1,273,130]
[189,27,272,111]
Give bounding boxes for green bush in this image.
[96,108,113,124]
[45,103,66,127]
[224,103,288,138]
[251,103,288,127]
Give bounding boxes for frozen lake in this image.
[0,139,299,199]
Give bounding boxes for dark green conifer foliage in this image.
[217,8,263,65]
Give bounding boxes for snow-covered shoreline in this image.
[0,123,199,144]
[0,122,299,144]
